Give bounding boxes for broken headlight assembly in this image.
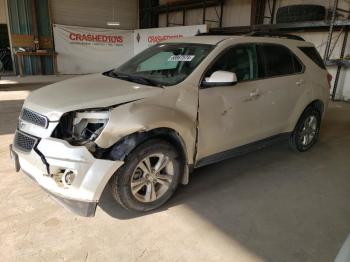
[52,110,110,149]
[72,111,109,143]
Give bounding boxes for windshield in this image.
[110,43,213,87]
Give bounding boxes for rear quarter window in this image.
[298,46,326,69]
[258,44,303,78]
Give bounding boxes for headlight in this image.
[71,110,110,144]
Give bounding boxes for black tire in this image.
[276,5,326,24]
[110,139,182,212]
[289,106,321,152]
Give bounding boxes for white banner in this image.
[133,24,208,55]
[53,24,134,74]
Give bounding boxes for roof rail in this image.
[196,31,305,41]
[247,31,305,41]
[196,32,242,36]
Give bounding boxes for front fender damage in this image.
[94,87,198,185]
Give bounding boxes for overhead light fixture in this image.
[107,3,120,26]
[107,21,120,26]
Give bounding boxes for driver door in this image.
[196,44,265,162]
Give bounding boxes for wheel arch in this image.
[288,99,325,132]
[308,99,324,116]
[104,127,191,185]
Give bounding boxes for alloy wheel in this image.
[300,115,318,146]
[130,153,174,203]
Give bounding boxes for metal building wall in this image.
[7,0,54,75]
[50,0,138,29]
[158,0,350,100]
[36,0,54,75]
[267,0,350,23]
[269,0,350,100]
[7,0,36,75]
[158,0,251,28]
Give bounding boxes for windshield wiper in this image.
[108,71,164,88]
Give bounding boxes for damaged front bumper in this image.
[10,135,123,217]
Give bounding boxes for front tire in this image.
[289,106,321,152]
[110,139,182,211]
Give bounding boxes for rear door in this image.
[254,43,305,138]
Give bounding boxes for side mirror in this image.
[202,70,237,88]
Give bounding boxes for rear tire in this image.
[110,139,182,211]
[289,106,321,152]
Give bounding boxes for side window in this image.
[292,54,303,73]
[259,44,303,77]
[299,46,326,69]
[206,44,259,82]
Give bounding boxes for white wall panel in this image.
[51,0,138,30]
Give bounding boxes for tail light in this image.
[327,73,333,89]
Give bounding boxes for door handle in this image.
[296,79,305,86]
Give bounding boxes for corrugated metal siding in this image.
[8,0,32,34]
[7,0,35,75]
[51,0,138,29]
[7,0,53,75]
[36,0,53,74]
[36,0,51,36]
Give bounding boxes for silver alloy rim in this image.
[130,153,174,203]
[300,115,317,146]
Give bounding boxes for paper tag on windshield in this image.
[168,55,195,62]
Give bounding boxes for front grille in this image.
[14,130,38,152]
[20,108,48,128]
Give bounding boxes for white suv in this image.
[10,33,331,216]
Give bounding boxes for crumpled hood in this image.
[24,73,163,121]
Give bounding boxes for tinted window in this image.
[259,44,302,77]
[206,44,259,82]
[292,55,303,73]
[299,46,326,69]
